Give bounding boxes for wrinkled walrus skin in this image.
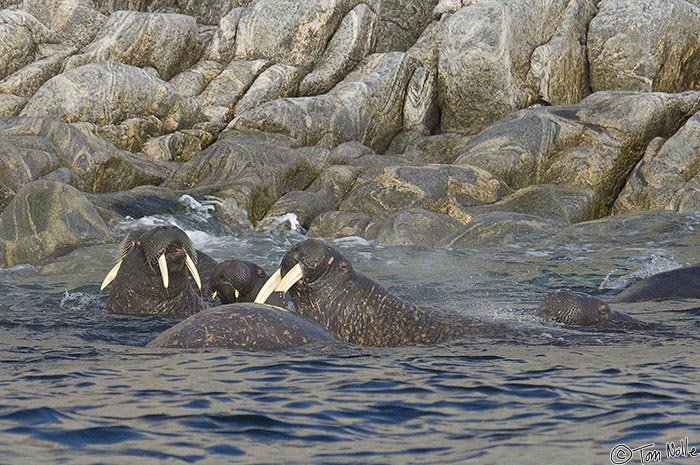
[612,265,700,302]
[105,226,207,318]
[147,302,337,350]
[209,259,291,309]
[537,291,653,330]
[267,239,509,347]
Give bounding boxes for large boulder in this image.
[437,0,596,134]
[0,180,112,266]
[90,0,247,25]
[0,10,53,81]
[373,208,463,246]
[614,112,700,213]
[20,61,194,132]
[588,0,700,93]
[231,52,417,152]
[442,212,564,247]
[22,0,106,48]
[64,11,201,80]
[339,163,511,221]
[455,91,700,217]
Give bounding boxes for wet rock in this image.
[340,163,511,221]
[455,91,700,217]
[21,61,194,133]
[0,117,172,192]
[308,210,380,240]
[232,52,416,152]
[589,0,700,93]
[614,112,700,213]
[442,212,564,247]
[0,180,112,267]
[437,0,595,133]
[472,184,596,224]
[64,10,201,80]
[298,3,378,96]
[23,0,106,48]
[374,208,463,246]
[85,185,186,221]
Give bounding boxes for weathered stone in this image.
[21,61,193,132]
[0,48,73,98]
[403,65,439,134]
[169,60,223,97]
[64,11,201,80]
[370,0,439,53]
[234,63,302,115]
[471,184,596,224]
[0,117,172,192]
[437,0,595,133]
[92,0,251,25]
[387,132,471,164]
[614,112,700,213]
[308,210,380,240]
[442,212,564,247]
[260,190,336,230]
[0,180,112,266]
[589,0,700,93]
[340,163,511,221]
[85,185,186,221]
[203,7,245,63]
[234,0,355,69]
[455,91,700,217]
[374,208,462,246]
[23,0,106,48]
[232,52,416,152]
[142,129,214,161]
[0,10,53,81]
[0,95,27,117]
[298,3,378,96]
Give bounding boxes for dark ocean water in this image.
[2,207,700,465]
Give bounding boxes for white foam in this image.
[599,254,682,290]
[258,213,303,232]
[332,236,374,247]
[178,194,215,219]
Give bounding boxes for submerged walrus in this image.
[147,302,337,350]
[612,265,700,302]
[101,226,206,318]
[255,238,510,346]
[537,291,654,330]
[210,259,292,309]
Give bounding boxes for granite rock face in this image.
[3,0,700,260]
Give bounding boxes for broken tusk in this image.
[100,260,123,291]
[184,253,201,290]
[254,268,282,304]
[157,254,169,288]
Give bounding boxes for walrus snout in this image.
[211,260,267,304]
[537,291,612,326]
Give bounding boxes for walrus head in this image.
[210,260,267,304]
[537,291,611,326]
[254,239,352,303]
[100,225,201,291]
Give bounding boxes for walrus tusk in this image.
[184,253,201,290]
[212,291,218,299]
[234,289,239,300]
[100,260,123,291]
[158,254,169,288]
[254,268,281,304]
[275,263,303,293]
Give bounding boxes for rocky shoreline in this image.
[1,0,700,267]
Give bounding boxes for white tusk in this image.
[100,260,122,291]
[254,268,281,304]
[234,289,240,300]
[184,253,201,290]
[275,263,303,293]
[157,254,169,288]
[212,291,218,299]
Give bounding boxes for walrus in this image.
[254,238,510,347]
[612,265,700,302]
[147,302,337,350]
[101,225,207,318]
[210,259,292,309]
[537,291,654,330]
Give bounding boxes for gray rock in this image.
[0,95,27,117]
[308,210,380,240]
[374,208,463,246]
[234,63,302,115]
[339,163,511,221]
[455,91,700,217]
[403,65,439,134]
[85,185,187,221]
[442,212,564,247]
[64,10,201,80]
[589,0,700,93]
[298,3,378,96]
[386,132,471,164]
[437,0,596,133]
[21,61,194,132]
[231,52,416,152]
[614,112,700,213]
[142,129,214,161]
[0,10,53,81]
[169,60,223,98]
[0,116,172,192]
[91,0,248,25]
[0,180,112,266]
[203,6,245,63]
[370,0,439,53]
[0,47,73,98]
[23,0,106,48]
